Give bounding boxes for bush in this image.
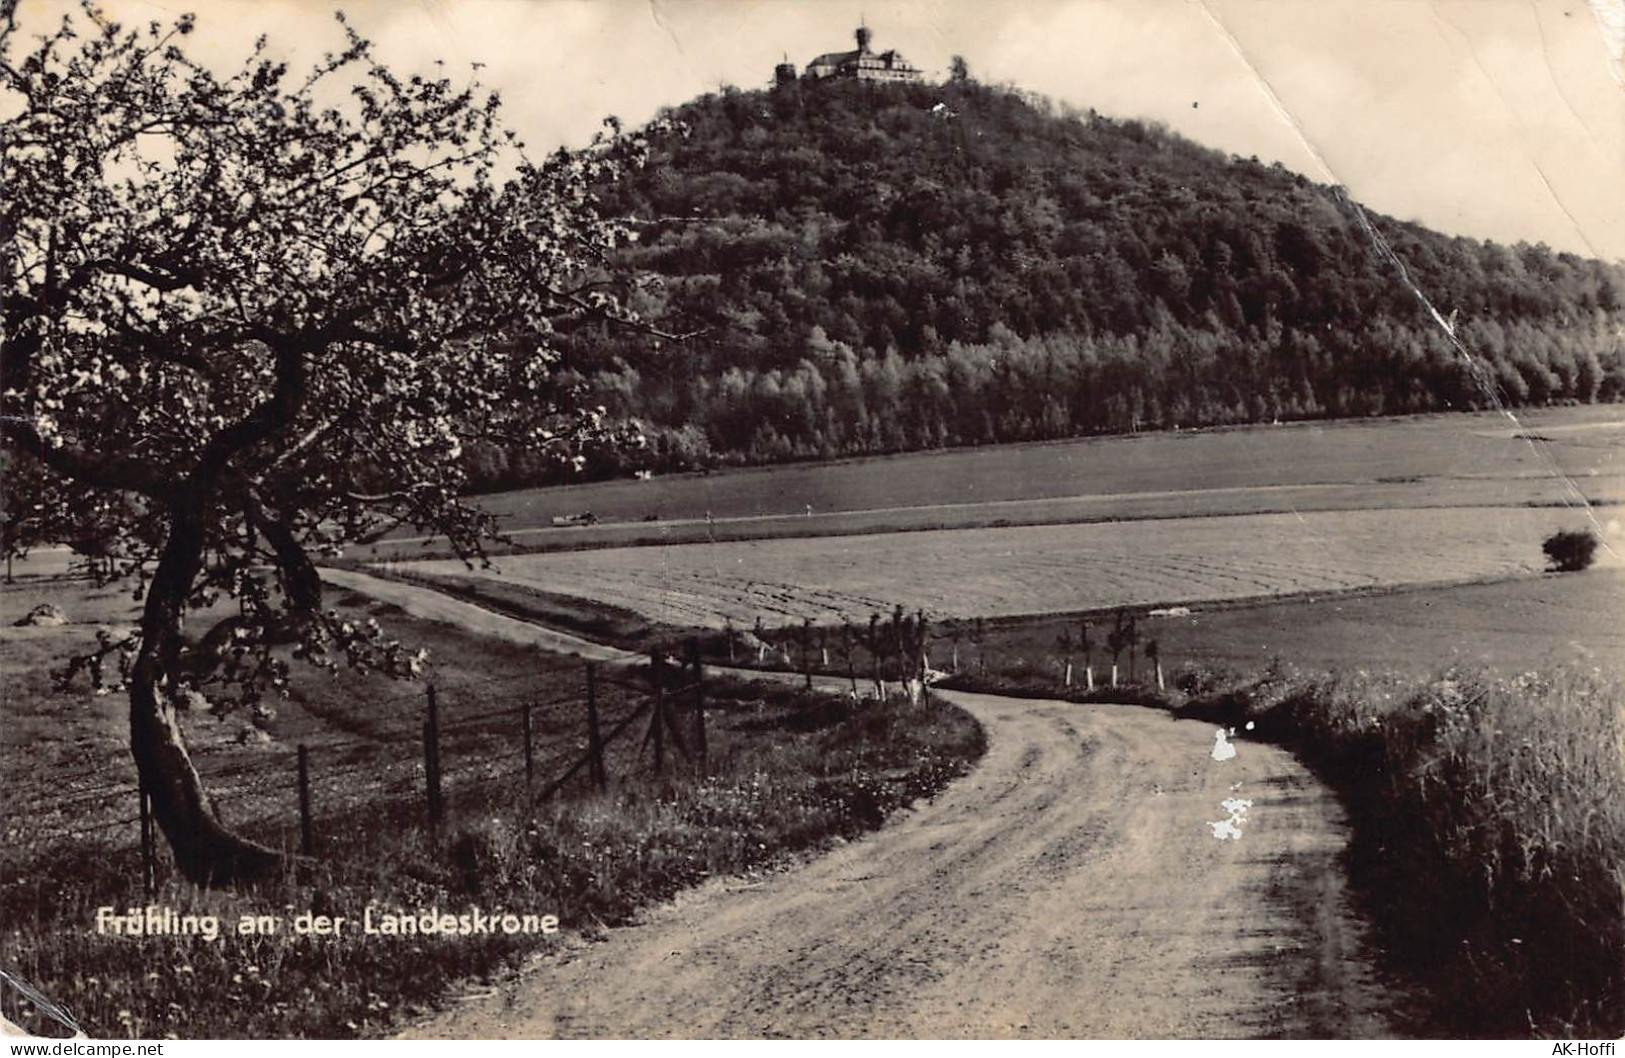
[1542,528,1599,572]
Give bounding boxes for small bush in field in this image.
[1542,529,1598,572]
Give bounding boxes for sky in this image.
[11,0,1625,261]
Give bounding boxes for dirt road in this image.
[403,687,1408,1038]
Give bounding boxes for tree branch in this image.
[190,334,305,483]
[1,415,179,501]
[545,285,707,343]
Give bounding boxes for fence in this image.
[5,641,713,896]
[5,605,1173,892]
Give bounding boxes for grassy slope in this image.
[0,578,984,1039]
[402,560,1624,1038]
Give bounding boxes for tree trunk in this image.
[130,504,282,886]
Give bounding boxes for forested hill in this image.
[467,77,1624,489]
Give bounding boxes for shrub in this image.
[1542,528,1599,572]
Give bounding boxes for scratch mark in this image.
[1431,4,1602,259]
[0,967,85,1039]
[1193,0,1338,184]
[1200,0,1617,559]
[1526,158,1603,261]
[647,0,685,57]
[1528,0,1604,145]
[1338,192,1619,561]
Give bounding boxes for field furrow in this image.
[399,506,1621,627]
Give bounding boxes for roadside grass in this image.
[924,570,1625,1038]
[1168,662,1624,1039]
[288,568,1622,1039]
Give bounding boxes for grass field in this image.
[948,567,1625,684]
[472,406,1625,526]
[396,505,1621,629]
[351,406,1625,561]
[0,578,652,857]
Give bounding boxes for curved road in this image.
[394,682,1408,1036]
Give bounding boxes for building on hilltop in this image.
[787,25,924,85]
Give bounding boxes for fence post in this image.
[586,663,606,789]
[297,744,312,856]
[689,637,707,773]
[139,783,154,899]
[424,684,443,829]
[801,619,813,689]
[650,649,665,773]
[522,701,535,792]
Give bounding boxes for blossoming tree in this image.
[1,2,661,883]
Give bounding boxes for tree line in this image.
[466,311,1621,486]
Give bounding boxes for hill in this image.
[463,77,1625,489]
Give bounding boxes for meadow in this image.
[920,569,1625,1038]
[0,577,650,857]
[397,505,1620,629]
[370,406,1624,559]
[8,407,1623,1038]
[945,567,1625,684]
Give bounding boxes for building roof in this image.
[808,48,861,68]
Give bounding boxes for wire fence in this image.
[2,644,715,886]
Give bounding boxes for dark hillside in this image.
[467,78,1624,488]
